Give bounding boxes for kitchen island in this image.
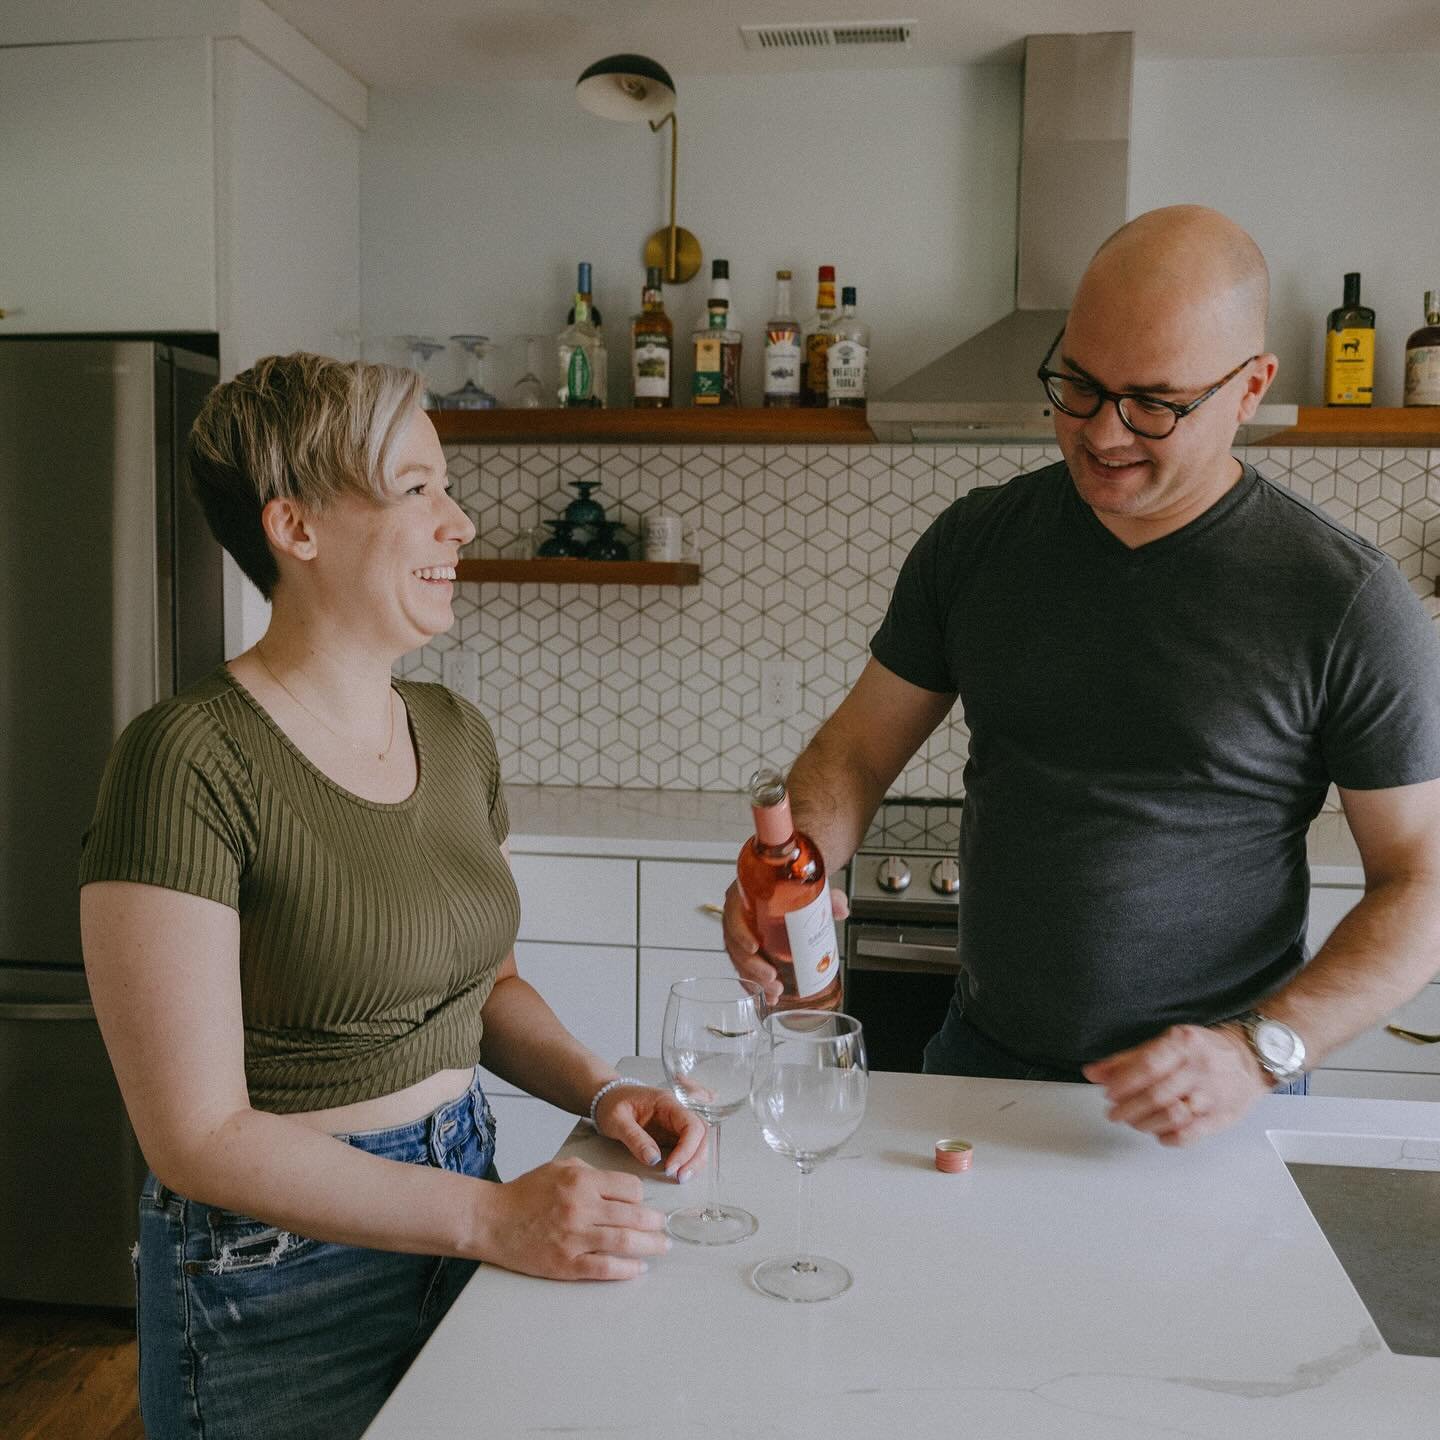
[363,1065,1439,1439]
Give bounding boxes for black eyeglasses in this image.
[1037,329,1260,439]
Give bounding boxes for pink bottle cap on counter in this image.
[934,1139,974,1173]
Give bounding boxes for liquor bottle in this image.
[1403,290,1440,407]
[566,261,603,327]
[763,270,802,408]
[802,265,838,408]
[631,266,673,409]
[558,288,604,408]
[736,769,842,1012]
[692,300,741,406]
[1324,272,1375,407]
[826,286,870,408]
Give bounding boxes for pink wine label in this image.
[784,889,839,998]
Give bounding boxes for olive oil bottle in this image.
[1324,272,1375,407]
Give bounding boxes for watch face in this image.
[1255,1019,1303,1072]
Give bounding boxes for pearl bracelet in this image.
[587,1076,646,1128]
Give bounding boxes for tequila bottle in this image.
[558,290,604,408]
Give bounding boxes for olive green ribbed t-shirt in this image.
[78,667,520,1113]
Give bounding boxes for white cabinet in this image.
[639,860,733,950]
[512,854,636,945]
[0,39,217,332]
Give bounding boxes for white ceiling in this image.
[264,0,1440,90]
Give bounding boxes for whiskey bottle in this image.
[631,266,673,409]
[826,286,869,408]
[762,270,802,408]
[1324,272,1375,407]
[1404,290,1440,407]
[558,289,603,408]
[735,769,842,1012]
[692,300,741,406]
[802,265,838,408]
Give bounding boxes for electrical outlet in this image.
[442,651,481,705]
[759,659,802,719]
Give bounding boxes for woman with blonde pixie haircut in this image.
[79,352,704,1440]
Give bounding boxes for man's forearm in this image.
[1261,874,1440,1063]
[785,723,891,876]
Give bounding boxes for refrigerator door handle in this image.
[0,1001,97,1021]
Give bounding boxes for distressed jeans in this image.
[134,1068,498,1440]
[922,991,1309,1093]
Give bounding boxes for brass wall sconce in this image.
[575,53,702,285]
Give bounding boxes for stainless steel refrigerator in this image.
[0,337,224,1306]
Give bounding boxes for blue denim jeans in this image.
[134,1069,498,1440]
[921,991,1308,1093]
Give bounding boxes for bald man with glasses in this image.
[724,204,1440,1146]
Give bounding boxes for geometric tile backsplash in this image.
[398,444,1440,796]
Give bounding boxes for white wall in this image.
[213,39,363,654]
[1131,53,1440,407]
[360,65,1022,405]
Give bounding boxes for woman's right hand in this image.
[474,1156,671,1280]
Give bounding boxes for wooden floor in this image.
[0,1302,143,1440]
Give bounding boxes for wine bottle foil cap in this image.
[934,1139,973,1173]
[818,265,836,281]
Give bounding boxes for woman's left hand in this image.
[594,1085,706,1181]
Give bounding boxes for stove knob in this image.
[876,856,912,893]
[930,858,961,895]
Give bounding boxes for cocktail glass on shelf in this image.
[749,1010,868,1300]
[400,336,447,409]
[505,335,549,409]
[661,976,765,1245]
[443,335,498,409]
[584,520,629,561]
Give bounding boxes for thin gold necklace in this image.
[253,644,397,763]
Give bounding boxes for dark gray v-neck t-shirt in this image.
[872,461,1440,1068]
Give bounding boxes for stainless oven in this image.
[843,799,963,1073]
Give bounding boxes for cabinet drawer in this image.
[1320,984,1440,1076]
[1308,885,1363,954]
[478,941,636,1097]
[510,854,636,944]
[637,947,738,1057]
[639,860,733,949]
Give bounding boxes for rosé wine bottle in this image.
[736,768,842,1011]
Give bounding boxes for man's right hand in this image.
[721,880,849,1007]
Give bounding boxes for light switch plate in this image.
[759,659,802,719]
[442,650,481,704]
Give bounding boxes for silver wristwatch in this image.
[1233,1011,1307,1085]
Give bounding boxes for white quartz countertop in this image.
[365,1065,1437,1440]
[507,786,1367,884]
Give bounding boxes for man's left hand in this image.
[1081,1024,1270,1145]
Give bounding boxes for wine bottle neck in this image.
[751,796,795,847]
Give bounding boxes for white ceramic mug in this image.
[643,511,696,563]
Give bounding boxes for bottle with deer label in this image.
[736,768,842,1011]
[1324,272,1375,407]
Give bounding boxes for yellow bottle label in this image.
[1324,327,1374,405]
[805,333,832,396]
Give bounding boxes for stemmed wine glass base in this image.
[666,1203,758,1246]
[751,1254,852,1302]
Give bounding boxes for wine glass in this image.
[399,335,446,409]
[443,335,498,409]
[505,334,549,409]
[660,976,765,1245]
[749,1010,868,1301]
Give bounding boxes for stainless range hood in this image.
[867,32,1296,445]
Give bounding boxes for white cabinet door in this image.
[486,1095,583,1181]
[639,861,734,950]
[511,855,636,945]
[1307,885,1362,954]
[637,947,739,1059]
[1306,1069,1440,1103]
[0,39,216,332]
[1320,985,1440,1077]
[478,941,636,1097]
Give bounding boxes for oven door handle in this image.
[849,937,960,973]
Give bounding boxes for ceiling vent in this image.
[740,21,915,52]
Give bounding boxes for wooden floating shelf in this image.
[1260,407,1440,447]
[456,558,700,587]
[428,407,875,445]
